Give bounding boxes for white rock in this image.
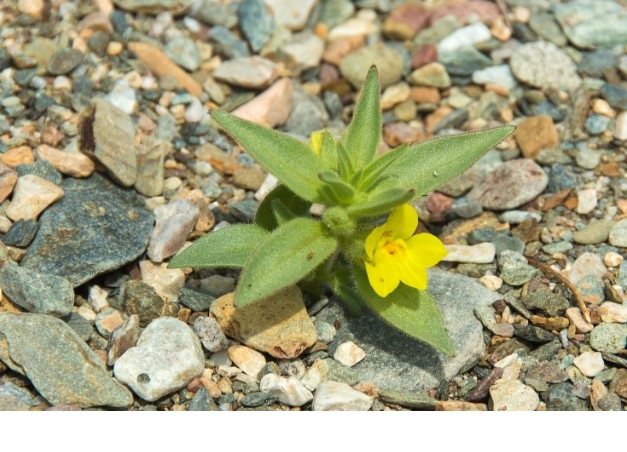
[569,252,606,285]
[88,285,109,313]
[312,381,373,411]
[479,274,503,291]
[598,302,627,323]
[6,175,63,221]
[192,316,228,352]
[280,32,324,70]
[227,345,266,377]
[472,65,517,90]
[494,353,519,369]
[139,260,185,302]
[259,373,313,407]
[381,82,411,110]
[443,243,496,264]
[255,174,279,201]
[106,80,137,114]
[490,380,539,411]
[184,99,205,123]
[333,341,365,367]
[576,188,597,214]
[213,57,279,89]
[328,17,377,41]
[604,251,623,268]
[438,23,492,54]
[609,219,627,248]
[147,199,200,263]
[265,0,317,30]
[300,359,328,392]
[573,351,605,377]
[113,317,204,402]
[614,111,627,141]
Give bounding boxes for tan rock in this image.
[1,146,35,168]
[0,164,17,203]
[36,145,95,178]
[18,0,44,18]
[231,78,293,128]
[227,345,266,377]
[211,286,317,359]
[435,401,487,411]
[139,260,185,303]
[128,41,202,97]
[514,115,559,159]
[322,36,365,66]
[6,175,63,221]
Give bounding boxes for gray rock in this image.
[47,49,83,75]
[16,160,62,185]
[314,320,337,344]
[123,280,168,327]
[554,0,627,49]
[79,99,137,187]
[178,287,215,312]
[194,0,238,28]
[0,260,74,317]
[528,12,567,46]
[113,317,204,402]
[21,174,153,287]
[600,84,627,111]
[1,219,38,247]
[65,313,94,342]
[238,0,275,52]
[192,316,228,352]
[0,313,133,408]
[468,159,548,210]
[213,57,279,89]
[284,86,329,138]
[510,41,581,92]
[319,0,354,29]
[316,268,500,392]
[590,323,627,354]
[377,389,436,410]
[188,388,218,411]
[0,382,38,411]
[523,289,569,316]
[112,0,193,14]
[207,26,250,59]
[340,44,404,89]
[148,199,199,263]
[546,382,588,411]
[498,251,538,286]
[609,219,627,248]
[165,36,201,72]
[573,220,615,245]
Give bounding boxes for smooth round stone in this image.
[574,145,600,169]
[573,220,616,245]
[340,43,404,89]
[585,114,611,135]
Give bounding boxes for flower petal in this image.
[397,259,428,290]
[364,224,385,260]
[365,251,400,297]
[384,203,418,240]
[406,233,448,268]
[309,130,323,155]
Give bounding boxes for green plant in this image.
[170,66,514,356]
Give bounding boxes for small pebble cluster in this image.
[0,0,625,411]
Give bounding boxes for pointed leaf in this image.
[212,110,326,202]
[354,265,454,356]
[320,130,339,170]
[255,185,310,230]
[235,218,338,307]
[336,141,355,180]
[379,126,515,197]
[168,224,269,269]
[319,170,356,204]
[347,187,415,218]
[356,144,407,191]
[344,66,381,169]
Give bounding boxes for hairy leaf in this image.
[168,224,268,269]
[347,187,415,218]
[319,170,356,205]
[354,265,454,356]
[235,218,338,307]
[255,185,310,231]
[212,110,326,202]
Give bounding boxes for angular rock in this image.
[213,57,279,89]
[79,98,137,187]
[211,285,316,359]
[514,115,559,160]
[148,199,199,263]
[35,145,94,178]
[134,139,168,197]
[192,316,228,352]
[312,381,372,411]
[568,252,606,285]
[228,345,266,377]
[498,251,538,286]
[138,261,185,303]
[107,314,140,366]
[264,0,317,31]
[410,62,451,88]
[0,313,133,407]
[1,219,38,247]
[316,269,500,391]
[598,302,627,324]
[589,323,627,354]
[0,382,38,411]
[490,380,539,411]
[6,175,63,221]
[259,373,313,407]
[573,351,604,378]
[232,78,293,128]
[333,341,366,367]
[21,175,153,287]
[113,317,204,401]
[123,279,170,326]
[239,0,274,52]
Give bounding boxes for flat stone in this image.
[79,98,137,187]
[264,0,316,31]
[523,289,569,317]
[148,199,199,263]
[514,115,559,160]
[316,268,500,392]
[228,345,266,377]
[165,36,200,72]
[113,317,204,402]
[573,351,605,378]
[468,159,548,210]
[134,138,168,197]
[490,380,539,411]
[21,175,153,287]
[510,41,581,92]
[312,381,372,411]
[472,65,516,90]
[498,251,538,286]
[232,78,293,128]
[554,0,627,49]
[6,175,63,221]
[589,323,627,354]
[47,49,83,75]
[1,218,38,247]
[409,62,451,88]
[259,374,313,407]
[192,316,228,352]
[0,260,74,317]
[333,341,366,367]
[598,302,627,324]
[112,0,193,15]
[443,243,495,264]
[178,287,214,312]
[609,219,627,248]
[438,22,492,54]
[280,32,324,71]
[339,43,404,89]
[569,252,606,285]
[0,313,132,407]
[36,145,94,178]
[211,285,317,359]
[213,57,279,89]
[573,220,615,245]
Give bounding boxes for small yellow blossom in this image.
[364,203,447,297]
[310,130,323,156]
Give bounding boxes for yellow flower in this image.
[364,203,447,297]
[310,130,323,156]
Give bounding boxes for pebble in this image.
[106,80,137,115]
[383,2,429,40]
[2,146,35,168]
[148,199,199,263]
[498,250,538,286]
[438,23,491,54]
[228,345,266,378]
[213,57,279,89]
[6,175,63,221]
[574,145,600,170]
[0,164,17,203]
[114,317,204,402]
[614,111,627,141]
[489,380,539,411]
[95,308,124,338]
[36,145,94,178]
[573,351,605,378]
[479,274,503,291]
[468,159,548,210]
[47,49,83,75]
[135,139,167,197]
[165,36,200,72]
[510,41,581,92]
[264,0,317,31]
[259,374,313,407]
[0,313,132,407]
[112,0,194,15]
[573,220,615,245]
[312,381,373,411]
[107,314,140,366]
[608,219,627,248]
[123,280,170,326]
[239,0,275,52]
[211,286,317,359]
[523,289,569,317]
[565,307,593,333]
[409,62,451,88]
[514,115,559,160]
[603,252,623,268]
[443,243,495,264]
[0,382,38,411]
[192,316,228,352]
[280,32,324,70]
[569,252,607,286]
[232,78,293,127]
[589,323,627,354]
[547,382,588,411]
[333,341,366,367]
[339,44,404,89]
[575,188,597,214]
[554,0,627,49]
[472,65,516,90]
[300,359,328,392]
[139,261,185,302]
[598,302,627,324]
[1,219,38,247]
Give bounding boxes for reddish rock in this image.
[427,192,454,222]
[232,78,293,128]
[411,44,438,69]
[430,0,501,25]
[383,122,426,147]
[410,86,441,104]
[383,3,431,40]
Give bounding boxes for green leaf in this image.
[255,185,311,231]
[319,170,356,205]
[354,144,407,191]
[343,66,381,169]
[346,187,415,218]
[328,263,364,316]
[336,141,355,180]
[379,126,515,197]
[212,110,326,202]
[235,218,338,307]
[353,265,454,356]
[168,224,269,269]
[320,130,339,170]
